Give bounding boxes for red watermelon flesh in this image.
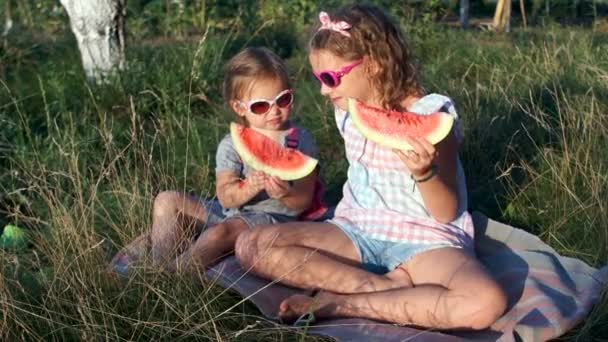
[348,98,454,151]
[230,123,318,181]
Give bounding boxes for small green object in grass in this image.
[1,224,28,250]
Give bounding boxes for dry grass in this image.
[1,22,607,341]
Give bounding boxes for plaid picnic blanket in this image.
[205,211,608,341]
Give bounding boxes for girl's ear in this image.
[231,100,246,117]
[364,57,380,77]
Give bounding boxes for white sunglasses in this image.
[237,89,294,115]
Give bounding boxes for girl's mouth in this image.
[267,117,283,125]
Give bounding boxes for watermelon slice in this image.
[230,123,318,181]
[348,98,454,151]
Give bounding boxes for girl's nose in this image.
[269,103,281,116]
[320,83,333,96]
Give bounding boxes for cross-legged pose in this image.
[110,47,320,276]
[234,4,507,331]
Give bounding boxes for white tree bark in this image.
[60,0,126,83]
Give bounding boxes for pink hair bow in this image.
[318,11,351,37]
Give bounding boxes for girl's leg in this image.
[150,191,210,266]
[173,218,248,272]
[279,247,507,330]
[109,233,150,274]
[235,222,412,294]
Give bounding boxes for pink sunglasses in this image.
[313,59,363,88]
[237,89,293,115]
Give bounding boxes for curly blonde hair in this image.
[309,3,422,111]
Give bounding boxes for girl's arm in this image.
[395,130,460,224]
[216,170,265,209]
[415,131,460,223]
[264,127,319,212]
[265,170,317,213]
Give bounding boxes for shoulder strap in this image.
[286,126,299,149]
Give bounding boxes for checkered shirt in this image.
[330,94,475,248]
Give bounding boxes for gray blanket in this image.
[205,212,608,341]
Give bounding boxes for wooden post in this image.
[493,0,512,32]
[520,0,527,28]
[504,0,511,32]
[493,0,505,29]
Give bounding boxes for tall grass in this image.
[1,22,607,340]
[0,26,331,341]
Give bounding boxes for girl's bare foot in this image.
[278,291,336,324]
[109,234,150,275]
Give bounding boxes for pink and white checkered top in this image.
[329,94,475,248]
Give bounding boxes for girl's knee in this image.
[234,230,257,269]
[476,282,507,329]
[458,281,507,330]
[153,191,182,216]
[234,226,276,269]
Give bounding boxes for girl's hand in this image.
[264,176,291,199]
[245,171,267,193]
[394,137,438,178]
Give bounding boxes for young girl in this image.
[110,47,320,275]
[234,4,507,330]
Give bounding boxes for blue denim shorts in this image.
[328,218,453,275]
[202,200,292,230]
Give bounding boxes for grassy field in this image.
[1,17,607,341]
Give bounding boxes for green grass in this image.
[1,21,607,340]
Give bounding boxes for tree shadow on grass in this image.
[459,82,568,225]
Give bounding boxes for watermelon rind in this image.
[348,98,454,151]
[230,123,318,181]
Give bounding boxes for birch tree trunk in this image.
[59,0,126,83]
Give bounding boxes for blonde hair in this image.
[309,4,422,110]
[222,47,291,124]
